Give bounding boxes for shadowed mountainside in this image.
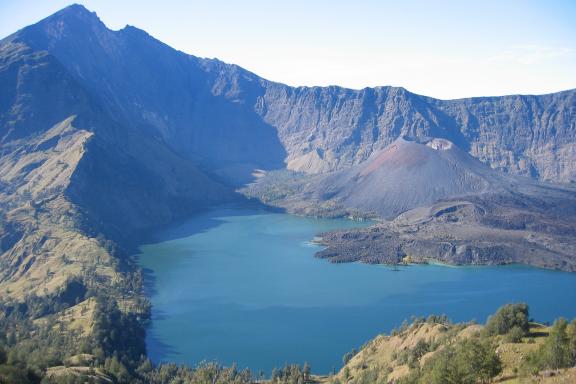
[1,3,576,298]
[5,4,576,185]
[0,4,576,384]
[0,23,235,299]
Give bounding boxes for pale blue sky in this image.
[1,0,575,99]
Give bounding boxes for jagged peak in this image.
[51,4,99,20]
[121,22,159,35]
[26,3,107,37]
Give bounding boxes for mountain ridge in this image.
[0,4,575,302]
[0,5,575,383]
[4,3,575,184]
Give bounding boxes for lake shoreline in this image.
[137,206,576,374]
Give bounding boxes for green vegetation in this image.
[0,345,39,384]
[2,295,576,383]
[342,349,357,365]
[401,338,501,384]
[270,363,313,383]
[328,304,576,384]
[484,303,530,337]
[521,318,576,376]
[0,288,255,383]
[396,339,435,369]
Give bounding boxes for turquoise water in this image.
[139,206,576,374]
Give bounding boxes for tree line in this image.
[1,294,575,383]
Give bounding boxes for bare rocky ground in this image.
[316,194,576,271]
[242,138,576,271]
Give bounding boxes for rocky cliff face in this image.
[241,137,576,271]
[1,4,576,297]
[259,84,576,183]
[0,23,235,298]
[7,4,575,186]
[12,4,287,184]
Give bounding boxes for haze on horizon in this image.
[1,0,575,100]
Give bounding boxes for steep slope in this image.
[313,137,498,218]
[2,2,575,294]
[302,139,576,270]
[243,137,576,270]
[0,41,117,298]
[260,85,467,173]
[319,316,576,384]
[430,91,576,182]
[0,5,575,383]
[9,4,287,183]
[6,4,575,185]
[0,33,234,299]
[259,84,576,183]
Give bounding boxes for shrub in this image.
[417,338,501,384]
[504,326,525,343]
[342,348,357,365]
[521,318,575,375]
[485,303,529,336]
[538,318,572,369]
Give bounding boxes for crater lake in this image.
[138,206,576,374]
